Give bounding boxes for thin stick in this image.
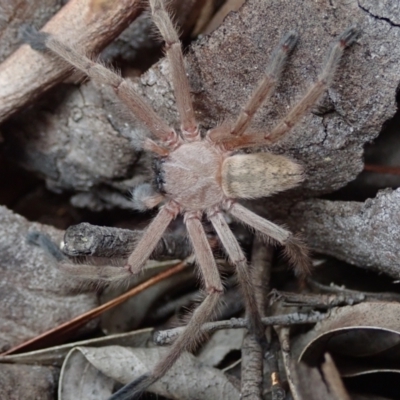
[154,311,326,345]
[364,164,400,176]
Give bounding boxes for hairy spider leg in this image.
[227,202,310,277]
[109,212,223,400]
[150,0,199,141]
[26,29,179,151]
[214,26,359,151]
[208,210,266,341]
[125,203,179,273]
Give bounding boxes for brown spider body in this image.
[159,138,304,211]
[25,1,359,398]
[160,140,226,211]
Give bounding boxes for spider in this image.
[26,0,358,398]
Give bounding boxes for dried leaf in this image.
[198,328,246,367]
[293,301,400,391]
[290,353,351,400]
[60,346,240,400]
[0,328,153,367]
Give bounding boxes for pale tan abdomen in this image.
[221,152,304,199]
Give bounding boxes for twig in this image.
[269,289,366,308]
[0,0,142,122]
[154,311,326,345]
[61,222,192,260]
[276,327,299,400]
[265,338,285,400]
[364,164,400,176]
[241,334,264,399]
[306,278,400,302]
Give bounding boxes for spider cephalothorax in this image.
[26,0,358,398]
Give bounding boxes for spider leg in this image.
[125,202,179,274]
[217,25,359,151]
[25,29,179,150]
[150,0,199,141]
[208,209,266,342]
[227,202,310,277]
[210,31,298,142]
[110,212,223,400]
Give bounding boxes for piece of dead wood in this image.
[61,222,193,260]
[288,188,400,279]
[0,0,143,122]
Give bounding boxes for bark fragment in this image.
[288,188,400,279]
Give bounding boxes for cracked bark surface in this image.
[358,0,400,26]
[1,0,398,202]
[288,189,400,279]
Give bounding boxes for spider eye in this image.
[221,153,304,199]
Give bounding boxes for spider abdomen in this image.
[161,141,226,211]
[221,153,304,199]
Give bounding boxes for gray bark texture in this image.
[288,188,400,279]
[1,0,398,201]
[0,363,58,400]
[0,206,98,352]
[62,222,192,260]
[0,0,64,63]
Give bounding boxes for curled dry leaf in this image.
[59,346,240,400]
[294,302,400,384]
[289,189,400,279]
[0,328,153,367]
[197,328,246,367]
[290,353,351,400]
[0,206,97,353]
